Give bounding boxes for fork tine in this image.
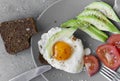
[102,66,116,78]
[100,68,113,81]
[104,66,120,79]
[103,66,117,75]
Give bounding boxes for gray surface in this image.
[31,0,118,81]
[0,0,58,81]
[0,0,116,81]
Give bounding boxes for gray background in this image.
[0,0,115,81]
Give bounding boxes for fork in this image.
[100,65,120,81]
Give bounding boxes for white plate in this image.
[31,0,115,81]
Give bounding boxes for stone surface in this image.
[0,0,115,81]
[0,0,57,81]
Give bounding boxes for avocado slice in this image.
[61,19,108,42]
[86,1,120,22]
[61,19,80,29]
[46,27,76,58]
[77,15,120,34]
[77,9,120,33]
[78,9,110,22]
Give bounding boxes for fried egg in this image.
[38,27,84,73]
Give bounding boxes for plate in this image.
[31,0,114,81]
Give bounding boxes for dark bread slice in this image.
[0,17,37,54]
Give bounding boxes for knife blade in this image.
[9,65,51,81]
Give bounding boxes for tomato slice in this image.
[84,55,99,76]
[96,44,120,70]
[107,34,120,52]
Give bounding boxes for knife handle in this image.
[9,65,51,81]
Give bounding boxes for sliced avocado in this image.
[46,27,76,58]
[83,24,108,42]
[86,1,120,22]
[77,15,120,34]
[61,19,79,28]
[77,9,120,33]
[61,19,108,42]
[78,9,110,22]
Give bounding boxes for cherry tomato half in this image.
[84,55,99,76]
[96,44,120,70]
[107,34,120,53]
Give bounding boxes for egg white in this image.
[38,27,84,73]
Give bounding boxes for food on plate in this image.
[61,19,108,42]
[0,17,37,54]
[60,1,120,74]
[77,12,120,34]
[39,53,48,64]
[78,9,107,19]
[38,27,85,73]
[85,1,120,22]
[107,34,120,52]
[96,44,120,70]
[84,55,99,76]
[84,48,91,55]
[61,1,120,42]
[37,1,120,77]
[77,9,120,34]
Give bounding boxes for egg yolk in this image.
[53,41,73,61]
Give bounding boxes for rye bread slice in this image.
[0,17,37,54]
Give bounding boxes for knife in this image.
[9,65,51,81]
